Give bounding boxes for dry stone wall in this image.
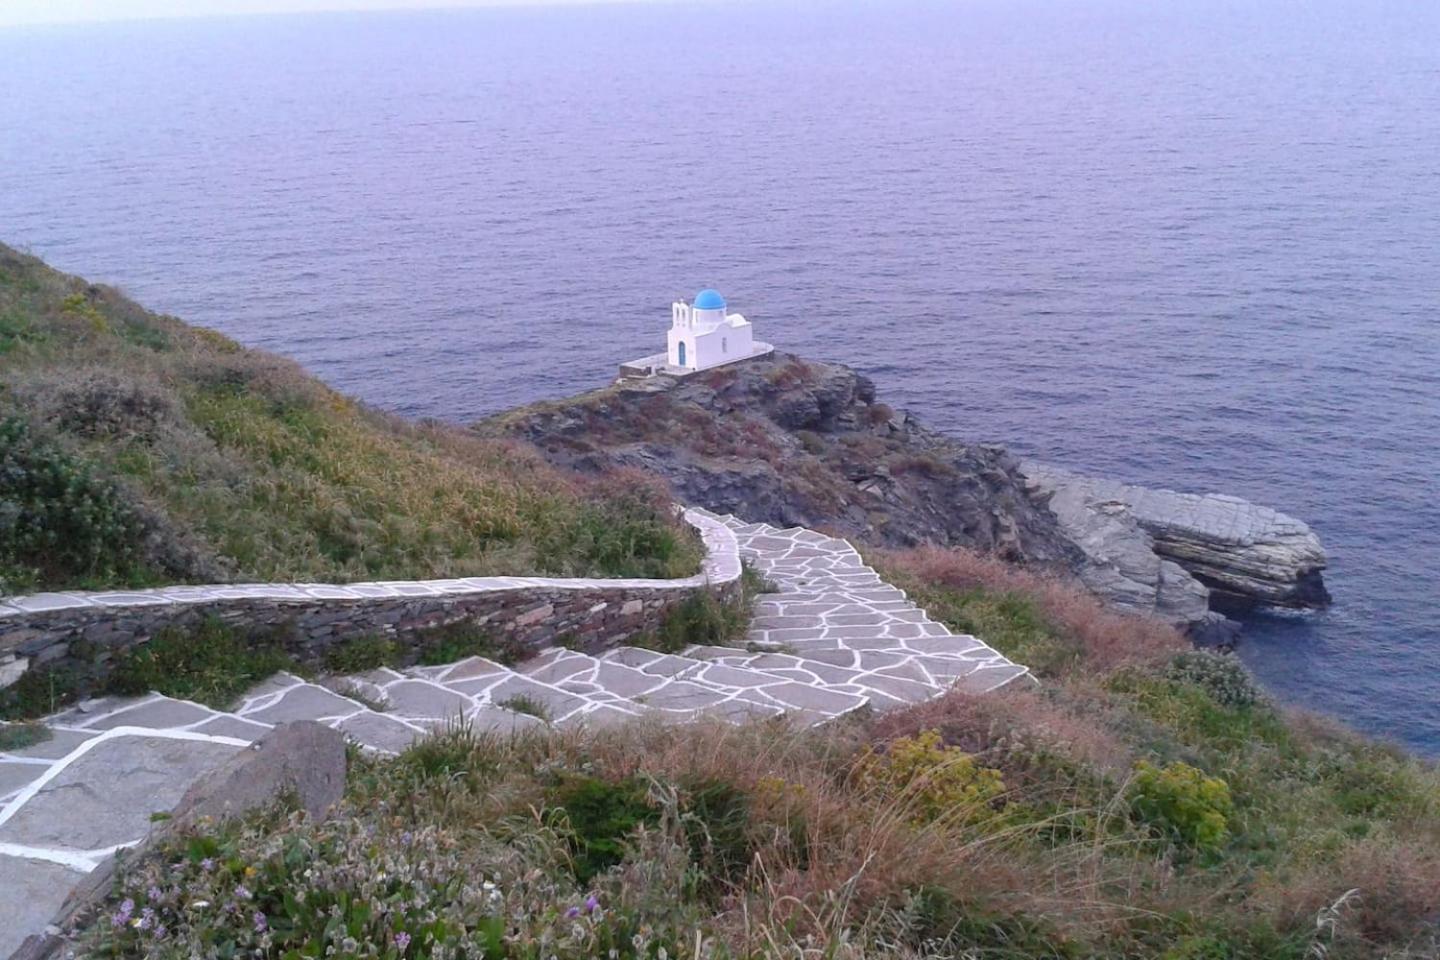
[0,510,741,703]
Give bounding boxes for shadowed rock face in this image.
[1021,462,1330,614]
[482,352,1083,570]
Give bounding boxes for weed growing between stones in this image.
[496,694,550,721]
[415,622,527,667]
[322,634,398,674]
[631,590,750,654]
[108,617,296,709]
[0,720,51,750]
[740,560,779,595]
[630,567,768,655]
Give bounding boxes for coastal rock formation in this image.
[484,352,1083,570]
[1021,462,1330,614]
[489,351,1327,630]
[1024,467,1213,626]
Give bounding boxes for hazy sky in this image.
[0,0,659,29]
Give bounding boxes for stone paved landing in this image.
[0,510,1026,953]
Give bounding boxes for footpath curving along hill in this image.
[0,243,700,596]
[0,509,1029,957]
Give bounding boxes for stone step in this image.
[403,655,643,729]
[529,647,868,723]
[680,642,1021,706]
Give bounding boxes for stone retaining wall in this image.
[0,510,740,705]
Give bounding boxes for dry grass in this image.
[877,545,1187,674]
[72,673,1440,960]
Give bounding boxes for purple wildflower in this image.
[111,898,135,927]
[565,906,581,919]
[147,885,162,901]
[585,894,600,913]
[253,911,268,933]
[394,931,412,952]
[200,858,216,872]
[234,884,253,901]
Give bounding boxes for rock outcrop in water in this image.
[1021,462,1330,616]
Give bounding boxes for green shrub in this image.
[680,778,753,885]
[321,633,396,673]
[0,306,45,354]
[0,663,83,720]
[1128,760,1233,851]
[1166,651,1264,708]
[0,417,159,591]
[796,429,826,455]
[108,618,294,708]
[549,775,657,883]
[856,730,1006,824]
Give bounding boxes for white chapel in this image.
[618,289,773,380]
[667,289,755,371]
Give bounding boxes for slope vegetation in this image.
[0,244,699,593]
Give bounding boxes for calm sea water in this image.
[2,0,1437,754]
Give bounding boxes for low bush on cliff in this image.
[0,244,701,593]
[0,417,169,592]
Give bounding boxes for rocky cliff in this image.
[485,352,1329,633]
[483,353,1081,570]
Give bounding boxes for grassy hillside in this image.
[0,244,700,593]
[74,549,1439,960]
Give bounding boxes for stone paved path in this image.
[0,511,1025,956]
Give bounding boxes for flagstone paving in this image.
[0,510,1026,956]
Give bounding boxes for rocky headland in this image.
[486,351,1329,638]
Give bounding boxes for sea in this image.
[1,0,1437,755]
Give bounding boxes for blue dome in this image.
[694,289,726,310]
